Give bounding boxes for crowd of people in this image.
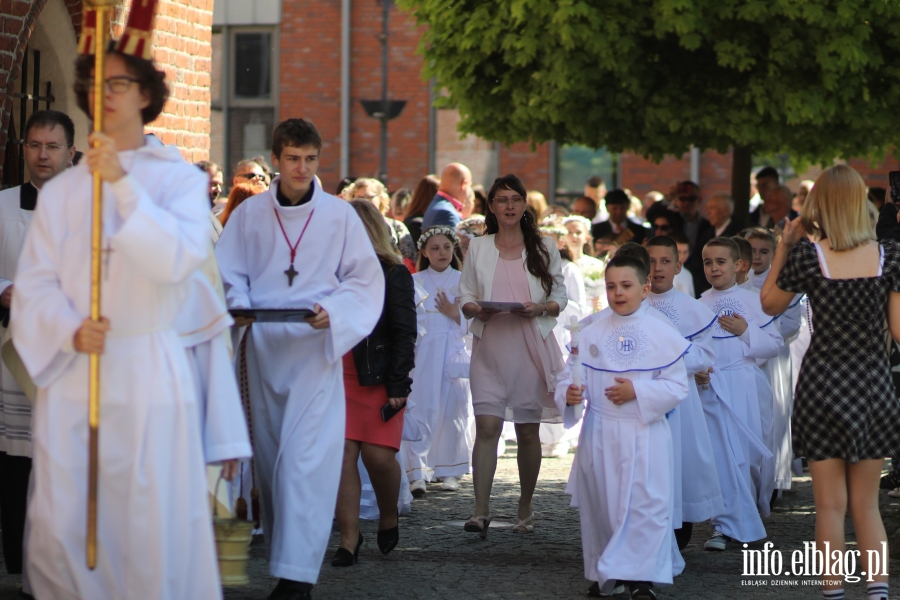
[187,134,898,600]
[0,38,898,600]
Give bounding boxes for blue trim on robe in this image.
[582,345,691,374]
[685,315,718,340]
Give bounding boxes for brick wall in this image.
[619,150,732,200]
[499,142,550,196]
[120,0,214,163]
[847,155,899,190]
[279,0,341,188]
[280,0,431,194]
[0,0,212,180]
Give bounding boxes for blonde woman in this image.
[333,200,416,565]
[352,178,417,268]
[761,164,900,600]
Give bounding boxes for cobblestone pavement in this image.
[3,447,900,598]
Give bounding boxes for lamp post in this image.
[360,0,406,184]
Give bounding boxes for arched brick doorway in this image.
[0,0,84,185]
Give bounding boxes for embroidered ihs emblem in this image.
[649,299,678,325]
[711,296,746,336]
[604,324,649,368]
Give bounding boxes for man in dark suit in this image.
[591,189,646,245]
[748,183,797,229]
[673,181,716,296]
[706,192,742,238]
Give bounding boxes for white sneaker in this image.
[410,479,426,497]
[541,444,554,458]
[550,441,569,458]
[497,438,507,456]
[441,476,459,491]
[704,529,727,551]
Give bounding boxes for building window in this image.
[233,32,272,100]
[210,26,278,185]
[556,145,617,202]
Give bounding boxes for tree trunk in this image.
[731,145,752,228]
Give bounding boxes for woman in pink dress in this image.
[459,174,568,536]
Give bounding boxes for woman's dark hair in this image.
[405,175,440,219]
[74,43,168,124]
[486,174,555,296]
[473,187,487,215]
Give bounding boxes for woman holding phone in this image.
[333,200,417,565]
[459,174,568,537]
[761,164,900,600]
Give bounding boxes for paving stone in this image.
[2,447,900,599]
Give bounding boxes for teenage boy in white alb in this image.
[216,118,384,600]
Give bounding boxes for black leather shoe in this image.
[330,532,363,567]
[266,578,313,600]
[377,524,399,555]
[377,509,399,555]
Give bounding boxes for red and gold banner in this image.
[77,8,98,55]
[115,0,159,60]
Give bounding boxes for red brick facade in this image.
[0,0,212,179]
[124,0,214,163]
[280,0,432,193]
[619,150,734,199]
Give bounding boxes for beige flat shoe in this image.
[512,513,535,533]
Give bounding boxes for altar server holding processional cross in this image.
[11,2,248,597]
[215,118,384,600]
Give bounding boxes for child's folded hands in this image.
[605,378,636,405]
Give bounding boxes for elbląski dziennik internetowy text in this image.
[742,541,889,584]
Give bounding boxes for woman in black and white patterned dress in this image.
[761,164,900,600]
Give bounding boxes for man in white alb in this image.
[216,118,384,600]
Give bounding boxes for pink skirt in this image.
[469,314,562,423]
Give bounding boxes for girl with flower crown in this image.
[404,226,474,495]
[562,215,608,312]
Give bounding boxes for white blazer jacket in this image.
[459,234,568,340]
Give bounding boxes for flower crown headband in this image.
[417,225,460,250]
[540,224,568,237]
[562,215,592,232]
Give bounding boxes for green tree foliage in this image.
[398,0,900,166]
